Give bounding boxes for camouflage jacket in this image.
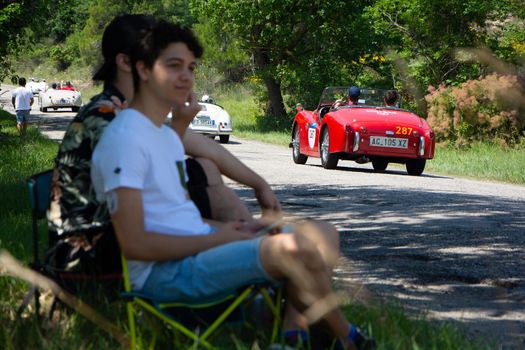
[47,84,126,245]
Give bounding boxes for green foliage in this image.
[426,73,525,147]
[364,0,494,88]
[192,0,373,117]
[0,1,34,79]
[46,0,88,43]
[193,20,250,84]
[483,13,525,63]
[129,0,194,26]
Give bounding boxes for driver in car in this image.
[347,86,361,105]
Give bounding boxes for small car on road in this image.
[167,95,233,143]
[38,86,82,112]
[27,79,48,95]
[291,87,435,175]
[188,96,232,143]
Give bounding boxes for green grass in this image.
[0,110,57,261]
[213,84,291,147]
[426,143,525,184]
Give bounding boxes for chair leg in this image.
[48,296,59,320]
[200,286,254,342]
[17,285,40,318]
[127,302,137,350]
[260,287,283,343]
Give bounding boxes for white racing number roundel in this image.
[308,123,317,149]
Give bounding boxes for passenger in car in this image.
[383,90,399,107]
[332,98,346,109]
[61,81,75,91]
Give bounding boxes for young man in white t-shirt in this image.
[11,77,34,136]
[91,20,373,350]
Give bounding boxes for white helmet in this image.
[201,94,214,103]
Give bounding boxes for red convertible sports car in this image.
[291,87,435,175]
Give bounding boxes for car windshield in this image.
[317,87,401,109]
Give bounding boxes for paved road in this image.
[3,83,524,348]
[219,136,525,347]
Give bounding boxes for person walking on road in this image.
[11,77,34,136]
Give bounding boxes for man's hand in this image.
[255,186,282,218]
[170,92,201,137]
[213,221,255,244]
[241,218,283,236]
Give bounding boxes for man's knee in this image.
[294,220,340,264]
[261,233,327,278]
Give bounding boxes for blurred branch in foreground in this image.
[0,250,130,348]
[455,47,525,88]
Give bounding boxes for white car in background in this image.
[167,95,233,143]
[27,79,48,95]
[38,87,82,112]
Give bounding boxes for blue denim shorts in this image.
[140,237,277,303]
[16,110,30,123]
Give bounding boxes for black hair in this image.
[19,77,26,86]
[130,20,203,92]
[384,90,399,106]
[93,14,157,83]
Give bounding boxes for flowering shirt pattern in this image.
[48,85,126,243]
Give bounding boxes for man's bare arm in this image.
[110,188,254,261]
[182,130,281,214]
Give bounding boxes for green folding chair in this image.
[121,255,283,349]
[19,169,121,318]
[18,169,54,316]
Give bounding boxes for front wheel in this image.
[320,128,339,169]
[219,135,230,144]
[292,127,308,164]
[406,159,426,176]
[372,159,388,172]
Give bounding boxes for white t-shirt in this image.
[12,86,33,111]
[91,108,211,289]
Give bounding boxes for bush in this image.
[426,73,525,147]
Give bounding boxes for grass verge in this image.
[427,142,525,184]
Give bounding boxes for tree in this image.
[191,0,369,119]
[365,0,494,88]
[0,0,49,79]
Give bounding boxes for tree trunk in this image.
[253,49,287,118]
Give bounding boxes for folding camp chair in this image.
[19,169,122,318]
[121,255,283,349]
[18,169,54,316]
